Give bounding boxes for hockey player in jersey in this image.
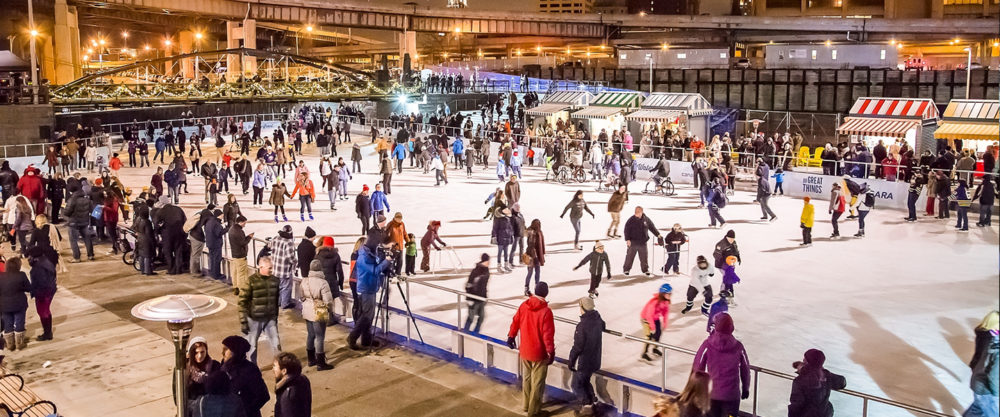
[682,255,716,316]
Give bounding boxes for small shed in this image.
[525,90,594,130]
[570,91,645,139]
[837,97,940,154]
[625,92,713,141]
[934,99,999,153]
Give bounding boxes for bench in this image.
[0,372,57,417]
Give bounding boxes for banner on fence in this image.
[780,171,912,209]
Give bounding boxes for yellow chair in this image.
[796,147,810,167]
[809,147,824,167]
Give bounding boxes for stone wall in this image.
[0,104,54,146]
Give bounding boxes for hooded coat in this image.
[693,324,751,402]
[788,366,847,417]
[314,246,345,298]
[568,309,605,373]
[421,222,445,249]
[507,296,555,362]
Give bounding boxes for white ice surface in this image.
[111,132,998,417]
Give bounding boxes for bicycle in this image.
[643,176,676,196]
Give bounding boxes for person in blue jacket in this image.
[452,137,465,169]
[392,142,407,174]
[369,183,390,219]
[347,242,393,350]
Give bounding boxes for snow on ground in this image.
[111,131,997,417]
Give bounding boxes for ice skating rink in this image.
[114,135,998,417]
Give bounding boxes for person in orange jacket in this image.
[385,212,408,275]
[290,172,316,221]
[507,281,555,417]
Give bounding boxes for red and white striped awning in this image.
[848,97,939,119]
[837,117,919,138]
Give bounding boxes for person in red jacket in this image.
[16,167,45,215]
[420,220,447,272]
[507,281,555,417]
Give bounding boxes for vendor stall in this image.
[934,99,999,153]
[625,92,713,141]
[525,90,594,132]
[837,97,939,154]
[570,91,644,141]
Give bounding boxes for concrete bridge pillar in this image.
[399,30,417,64]
[52,0,82,85]
[226,21,242,82]
[179,30,194,79]
[242,19,257,78]
[226,19,257,81]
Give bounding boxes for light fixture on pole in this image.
[27,0,39,104]
[131,294,227,417]
[27,28,39,104]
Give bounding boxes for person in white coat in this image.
[682,255,716,316]
[300,259,334,371]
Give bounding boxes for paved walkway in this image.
[4,254,576,416]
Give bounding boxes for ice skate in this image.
[274,216,279,223]
[681,305,692,314]
[283,215,288,222]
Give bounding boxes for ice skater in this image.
[682,255,715,315]
[572,241,611,298]
[640,283,672,361]
[560,190,596,251]
[800,197,814,246]
[661,223,687,275]
[721,255,741,306]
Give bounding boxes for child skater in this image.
[572,241,611,298]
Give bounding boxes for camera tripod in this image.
[370,262,424,350]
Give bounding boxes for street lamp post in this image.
[131,294,227,417]
[964,46,972,99]
[27,0,39,104]
[645,53,653,94]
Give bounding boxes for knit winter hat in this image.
[714,313,735,335]
[309,259,323,272]
[804,349,826,367]
[221,335,251,357]
[534,281,549,298]
[480,253,490,263]
[323,236,334,247]
[363,184,370,191]
[725,230,736,238]
[186,336,207,352]
[305,227,316,238]
[579,297,595,311]
[212,209,223,217]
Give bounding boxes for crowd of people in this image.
[0,94,994,417]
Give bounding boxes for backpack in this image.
[864,190,876,208]
[714,188,728,208]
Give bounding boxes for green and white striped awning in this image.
[591,92,645,108]
[543,91,594,106]
[642,93,714,117]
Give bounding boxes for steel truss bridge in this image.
[50,48,418,106]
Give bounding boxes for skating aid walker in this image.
[430,246,464,276]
